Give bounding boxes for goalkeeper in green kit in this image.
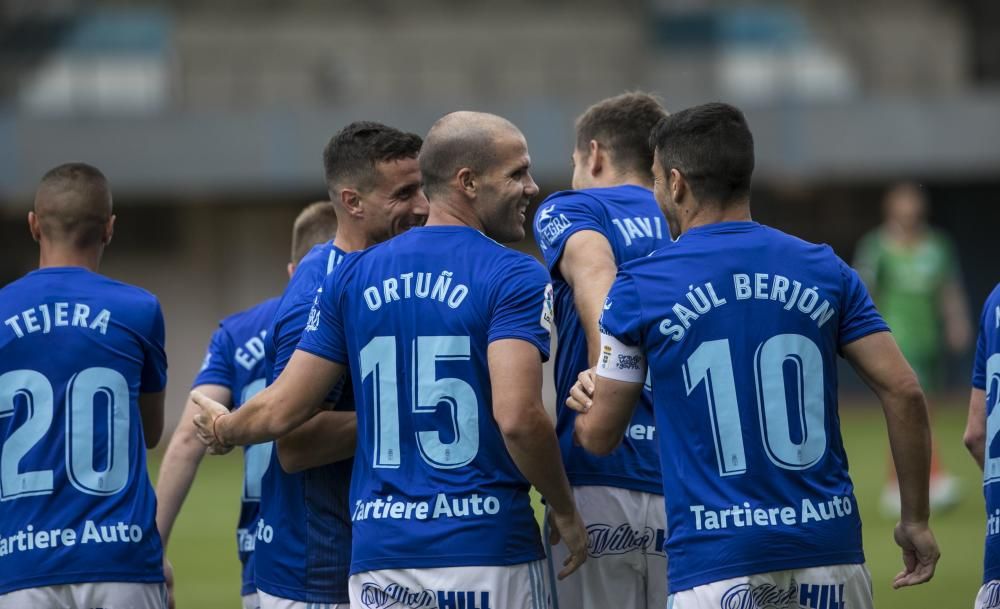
[854,181,972,515]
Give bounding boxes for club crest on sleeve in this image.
[540,283,554,332]
[305,289,322,332]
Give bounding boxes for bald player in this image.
[0,163,168,608]
[155,201,339,609]
[192,112,588,608]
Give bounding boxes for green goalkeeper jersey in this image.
[853,228,959,361]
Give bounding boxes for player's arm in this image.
[964,388,987,470]
[843,331,939,588]
[276,410,358,473]
[156,384,231,547]
[192,350,345,450]
[139,391,166,449]
[573,329,646,455]
[489,338,586,579]
[558,230,619,366]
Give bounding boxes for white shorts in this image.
[0,582,167,609]
[349,559,549,609]
[258,590,347,609]
[667,563,872,609]
[547,485,667,609]
[976,580,1000,609]
[243,592,261,609]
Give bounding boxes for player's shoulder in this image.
[219,296,281,334]
[760,223,836,253]
[534,188,608,227]
[6,268,161,306]
[83,270,162,313]
[536,188,605,211]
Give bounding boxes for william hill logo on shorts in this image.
[720,579,846,609]
[586,522,664,556]
[359,582,492,609]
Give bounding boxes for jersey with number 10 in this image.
[973,282,1000,584]
[192,296,280,597]
[599,222,888,591]
[297,226,552,573]
[0,267,168,595]
[533,184,668,493]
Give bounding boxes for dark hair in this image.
[322,121,422,191]
[290,201,337,264]
[576,92,667,178]
[35,162,112,248]
[649,102,754,205]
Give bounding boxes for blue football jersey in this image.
[533,185,668,494]
[599,222,887,591]
[0,267,168,594]
[973,282,1000,584]
[192,296,280,597]
[255,242,352,604]
[297,225,552,574]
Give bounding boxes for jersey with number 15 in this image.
[0,267,168,595]
[599,222,888,591]
[297,226,553,574]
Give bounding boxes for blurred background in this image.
[1,0,998,607]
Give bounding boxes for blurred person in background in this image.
[854,182,972,515]
[155,201,339,609]
[572,103,939,608]
[0,163,168,609]
[533,91,671,609]
[963,280,1000,609]
[192,111,588,608]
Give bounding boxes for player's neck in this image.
[680,201,752,234]
[587,170,651,190]
[333,214,378,254]
[424,200,484,233]
[37,245,102,272]
[332,229,372,253]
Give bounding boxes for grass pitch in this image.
[153,402,984,608]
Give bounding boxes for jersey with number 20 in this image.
[0,267,167,595]
[297,225,552,574]
[973,282,1000,584]
[599,222,888,591]
[192,296,280,597]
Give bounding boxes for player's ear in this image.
[27,211,42,242]
[668,169,686,204]
[287,262,295,279]
[103,214,116,246]
[457,168,476,198]
[588,140,602,177]
[339,188,363,218]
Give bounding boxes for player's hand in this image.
[163,557,176,609]
[190,390,233,455]
[565,368,596,413]
[892,520,939,588]
[547,507,588,579]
